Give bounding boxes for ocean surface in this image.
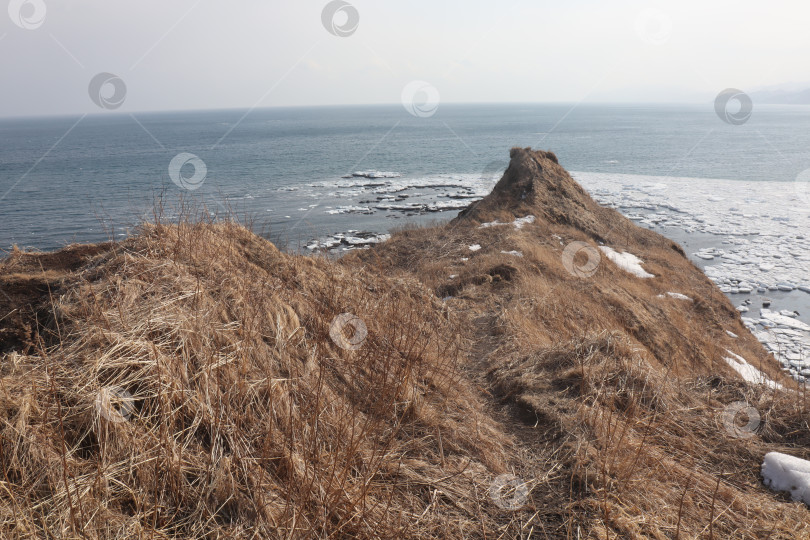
[2,103,810,252]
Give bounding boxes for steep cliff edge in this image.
[1,148,809,538]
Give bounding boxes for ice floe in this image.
[598,246,655,278]
[326,205,373,215]
[306,231,390,252]
[574,172,810,294]
[760,309,810,332]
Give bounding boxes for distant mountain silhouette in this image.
[751,88,810,104]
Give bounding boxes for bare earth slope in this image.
[2,148,810,538]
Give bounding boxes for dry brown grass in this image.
[3,148,810,538]
[0,220,522,539]
[351,147,810,538]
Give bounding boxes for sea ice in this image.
[761,309,810,332]
[326,205,373,215]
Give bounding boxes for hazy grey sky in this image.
[1,0,808,117]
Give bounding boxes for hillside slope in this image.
[352,147,810,538]
[1,148,809,538]
[0,222,509,538]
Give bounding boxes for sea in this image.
[2,103,810,252]
[3,103,810,378]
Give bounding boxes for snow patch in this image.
[598,246,655,279]
[657,292,692,301]
[723,350,783,390]
[479,215,536,230]
[762,452,810,506]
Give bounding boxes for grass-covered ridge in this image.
[2,148,810,538]
[0,221,509,538]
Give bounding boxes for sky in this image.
[0,0,808,117]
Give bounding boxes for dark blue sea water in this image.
[2,103,810,251]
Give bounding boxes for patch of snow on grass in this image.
[598,246,655,278]
[666,292,691,301]
[723,350,783,390]
[469,244,481,252]
[762,452,810,506]
[500,250,523,257]
[656,292,692,301]
[479,215,536,230]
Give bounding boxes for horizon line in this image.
[3,100,809,121]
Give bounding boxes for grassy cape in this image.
[1,148,808,538]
